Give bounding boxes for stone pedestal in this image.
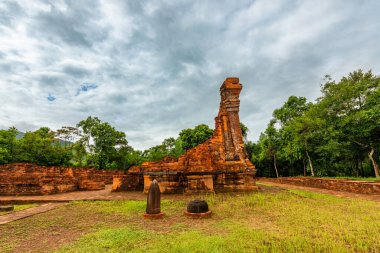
[185,175,214,194]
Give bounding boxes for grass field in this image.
[0,186,379,253]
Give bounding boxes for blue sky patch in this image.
[76,83,98,96]
[47,94,56,101]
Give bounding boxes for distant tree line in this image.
[0,117,214,170]
[251,70,380,178]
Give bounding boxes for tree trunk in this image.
[306,151,315,177]
[360,160,364,177]
[368,148,380,178]
[303,159,307,176]
[273,153,279,178]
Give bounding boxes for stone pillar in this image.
[144,179,164,219]
[219,77,246,161]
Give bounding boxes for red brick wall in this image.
[0,163,126,195]
[259,177,380,195]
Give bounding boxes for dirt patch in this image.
[0,203,130,253]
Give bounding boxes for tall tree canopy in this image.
[179,124,213,151]
[253,69,380,178]
[77,117,128,169]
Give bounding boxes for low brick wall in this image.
[0,163,126,195]
[258,177,380,195]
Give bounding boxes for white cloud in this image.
[0,0,380,150]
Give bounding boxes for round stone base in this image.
[184,210,212,218]
[0,205,14,212]
[143,212,165,219]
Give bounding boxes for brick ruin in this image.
[113,77,258,194]
[258,177,380,195]
[0,77,257,196]
[0,163,125,195]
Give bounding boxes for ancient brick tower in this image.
[113,77,258,193]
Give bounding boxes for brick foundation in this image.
[0,163,126,195]
[259,177,380,195]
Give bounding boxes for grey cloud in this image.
[63,65,91,78]
[0,1,22,28]
[1,0,380,150]
[29,0,107,47]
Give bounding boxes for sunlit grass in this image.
[55,190,380,253]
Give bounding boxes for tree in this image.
[179,124,213,151]
[273,96,311,127]
[260,120,281,178]
[143,137,184,162]
[16,127,71,166]
[0,127,18,164]
[70,141,87,167]
[240,123,249,143]
[318,70,380,177]
[254,69,379,178]
[77,117,128,169]
[55,126,80,148]
[272,96,313,176]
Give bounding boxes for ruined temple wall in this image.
[129,78,254,174]
[0,163,126,195]
[116,77,257,193]
[259,177,380,195]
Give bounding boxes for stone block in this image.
[186,175,214,194]
[112,174,143,192]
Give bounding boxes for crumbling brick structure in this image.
[113,77,258,193]
[0,163,125,195]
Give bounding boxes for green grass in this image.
[54,190,380,253]
[0,203,38,215]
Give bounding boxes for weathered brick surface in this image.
[259,177,380,195]
[0,163,125,195]
[115,77,258,193]
[129,77,255,175]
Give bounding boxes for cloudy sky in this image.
[1,0,379,150]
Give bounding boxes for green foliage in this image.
[0,127,18,164]
[179,124,213,151]
[77,117,128,169]
[240,122,249,141]
[142,137,184,162]
[15,127,72,166]
[254,69,380,178]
